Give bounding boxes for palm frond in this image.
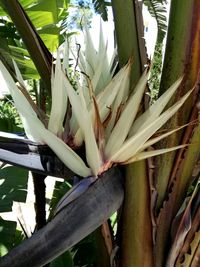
[144,0,167,42]
[92,0,111,21]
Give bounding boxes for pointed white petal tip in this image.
[108,84,193,164]
[122,144,188,164]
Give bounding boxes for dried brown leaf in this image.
[175,196,200,265]
[166,182,200,266]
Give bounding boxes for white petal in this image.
[110,89,192,162]
[105,61,131,138]
[48,54,68,137]
[124,145,187,164]
[129,77,183,136]
[41,128,91,177]
[0,61,44,142]
[12,60,26,87]
[139,124,187,151]
[63,39,69,75]
[73,63,130,147]
[105,69,148,157]
[97,63,130,122]
[84,27,97,73]
[0,60,92,177]
[27,114,91,177]
[63,73,102,175]
[78,85,102,175]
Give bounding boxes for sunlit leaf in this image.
[0,166,28,212]
[0,218,17,257]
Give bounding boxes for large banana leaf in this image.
[0,166,28,256]
[0,166,28,213]
[0,0,69,84]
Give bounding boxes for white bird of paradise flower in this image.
[0,27,192,179]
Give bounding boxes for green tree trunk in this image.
[154,1,200,266]
[112,1,153,266]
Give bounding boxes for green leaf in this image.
[26,0,58,26]
[38,25,60,52]
[92,0,109,21]
[49,251,74,267]
[72,234,99,267]
[49,180,71,219]
[0,166,28,212]
[0,217,17,256]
